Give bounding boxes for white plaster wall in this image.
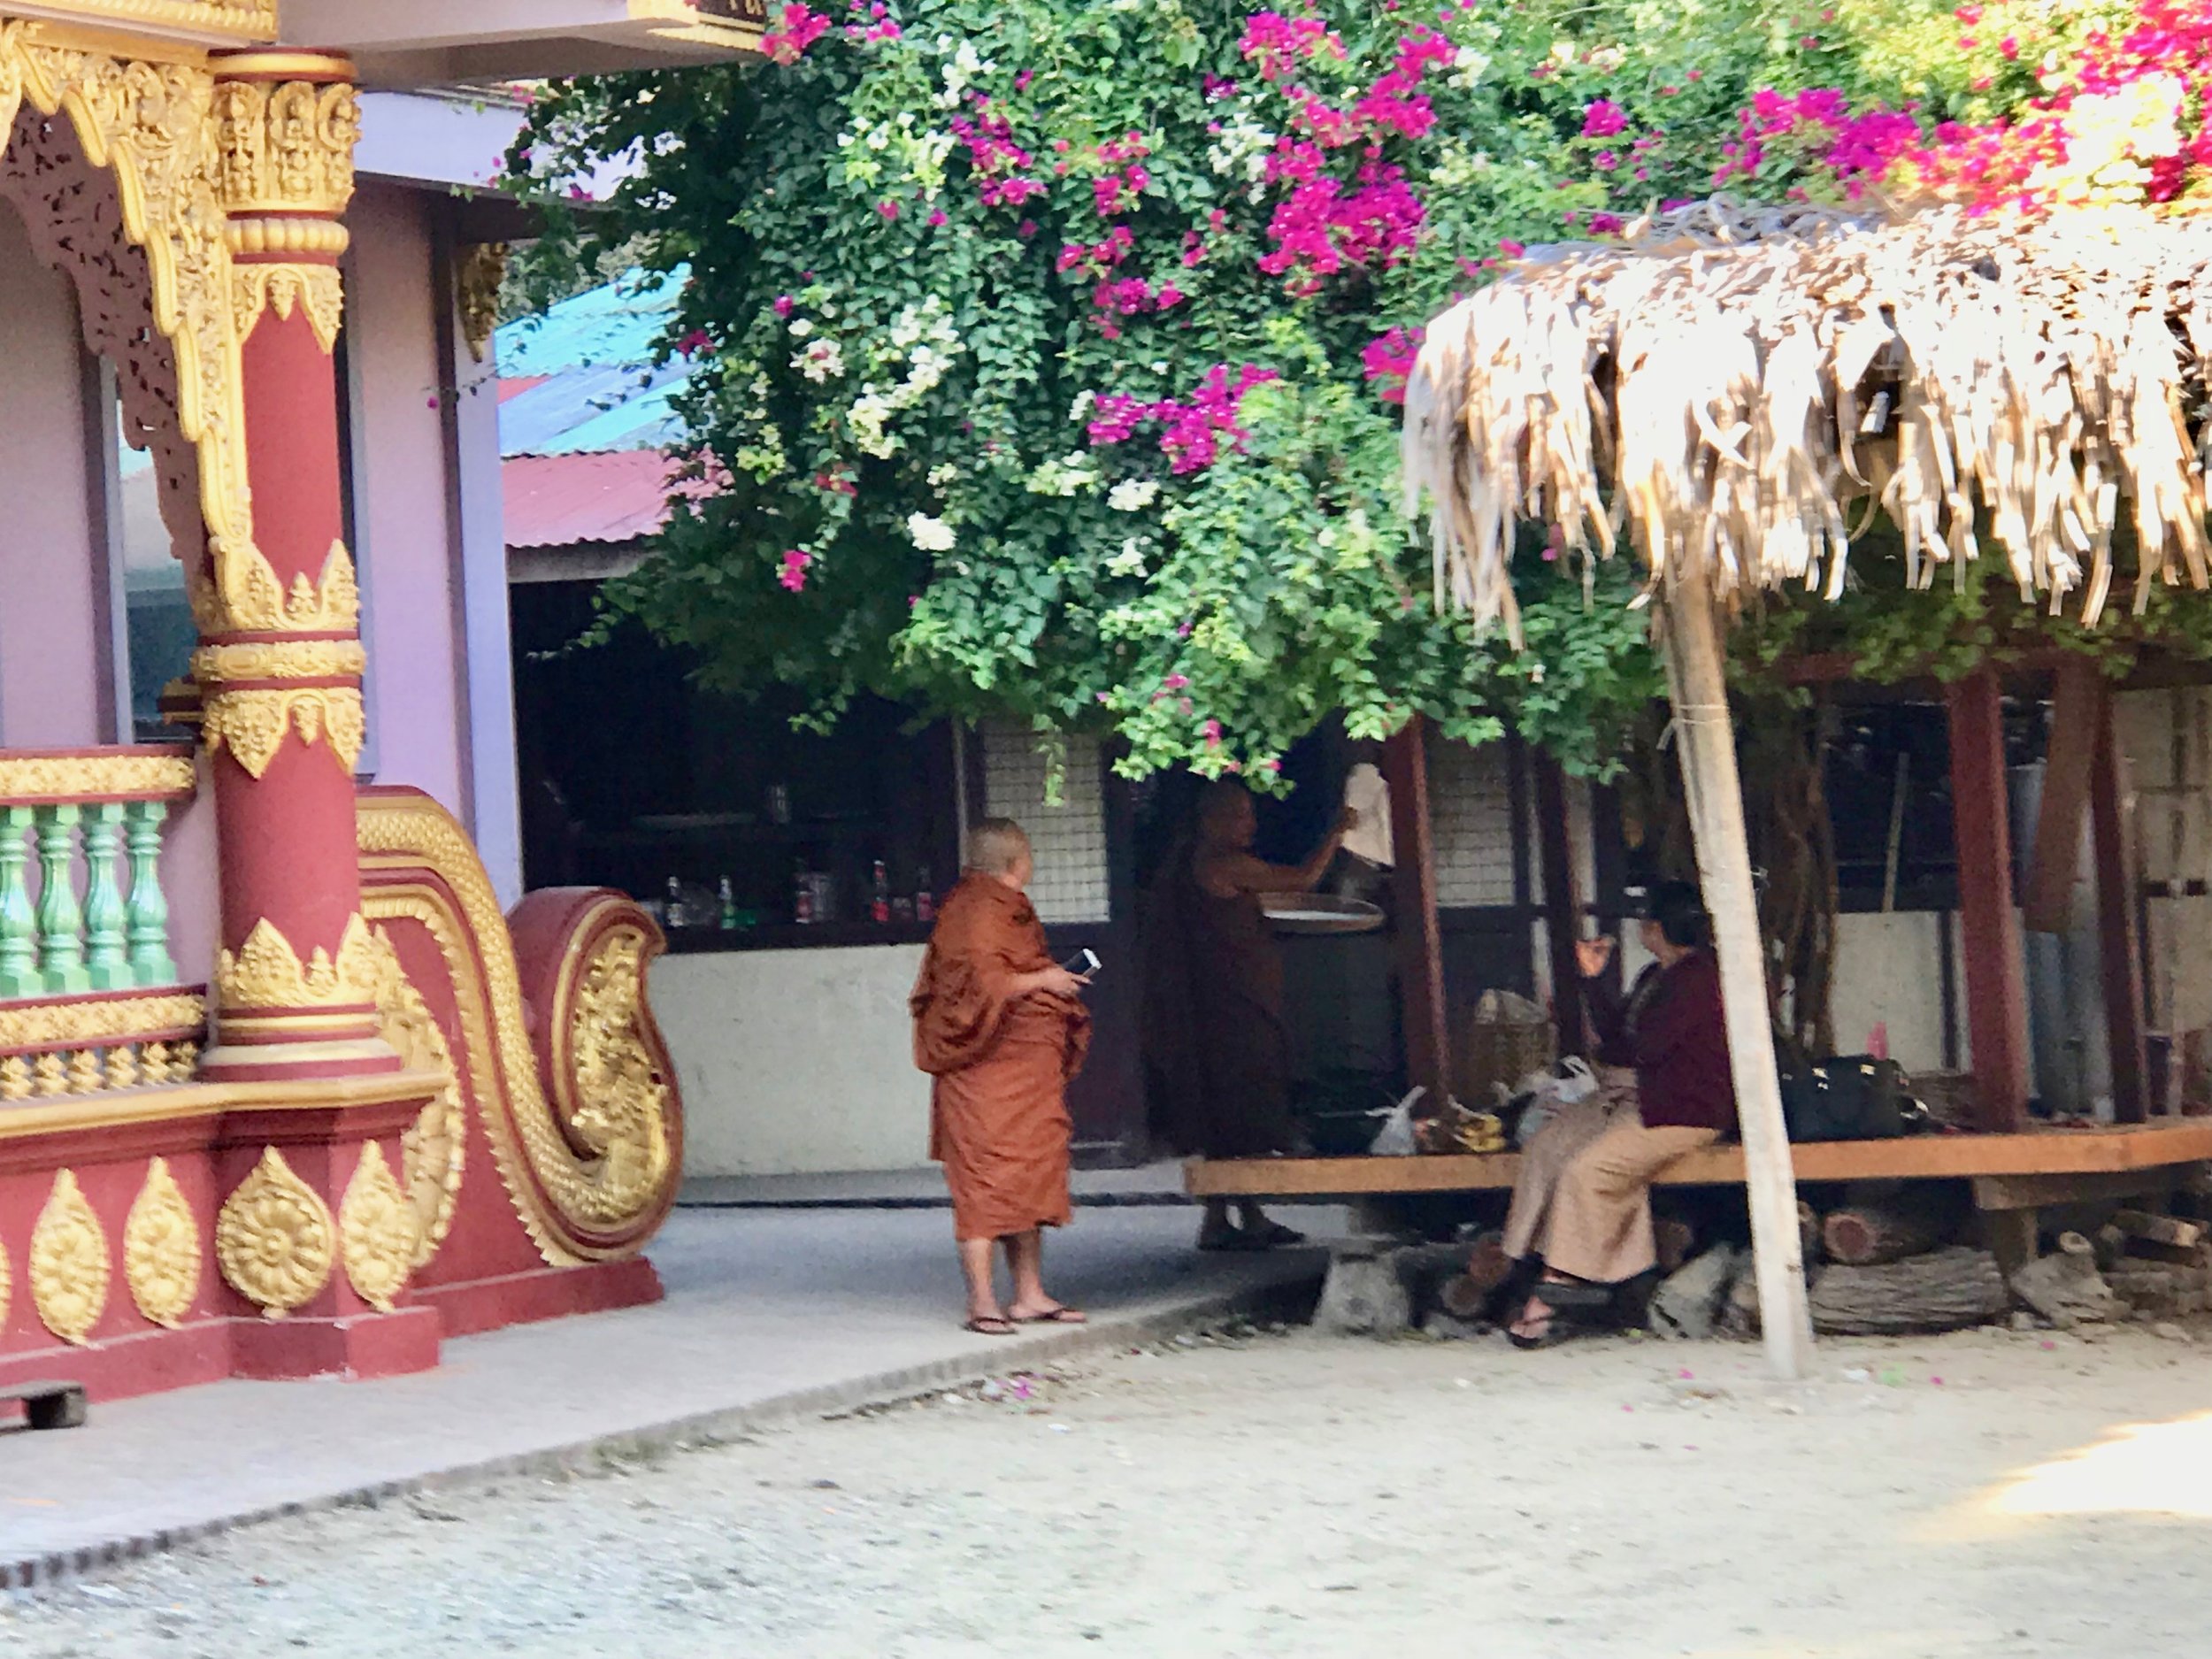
[1829,910,1961,1075]
[0,208,105,748]
[657,945,934,1177]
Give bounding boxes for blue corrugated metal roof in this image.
[495,266,693,457]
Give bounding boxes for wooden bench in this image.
[1187,1121,2212,1217]
[1,1379,87,1432]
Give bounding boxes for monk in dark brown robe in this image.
[1145,780,1348,1250]
[911,818,1094,1334]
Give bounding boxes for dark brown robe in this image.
[1142,853,1296,1158]
[911,874,1091,1240]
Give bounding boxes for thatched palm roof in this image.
[1402,197,2212,641]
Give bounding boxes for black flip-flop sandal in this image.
[964,1316,1018,1336]
[1535,1278,1611,1310]
[1012,1308,1087,1325]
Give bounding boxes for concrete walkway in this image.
[0,1203,1332,1586]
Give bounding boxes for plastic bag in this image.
[1514,1057,1600,1149]
[1371,1087,1423,1156]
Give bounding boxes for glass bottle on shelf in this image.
[871,859,891,925]
[793,861,814,926]
[664,876,687,931]
[718,876,739,931]
[915,865,934,923]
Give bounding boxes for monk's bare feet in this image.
[1006,1301,1087,1325]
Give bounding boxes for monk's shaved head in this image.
[964,818,1032,876]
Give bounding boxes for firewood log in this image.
[1799,1200,1821,1263]
[2113,1210,2206,1250]
[1807,1247,2008,1334]
[2011,1233,2120,1328]
[1820,1191,1957,1266]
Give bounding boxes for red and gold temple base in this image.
[0,788,682,1405]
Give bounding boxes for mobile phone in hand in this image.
[1062,948,1102,979]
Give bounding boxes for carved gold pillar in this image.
[199,53,393,1083]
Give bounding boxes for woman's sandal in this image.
[1533,1276,1612,1311]
[1011,1307,1087,1325]
[964,1315,1018,1336]
[1507,1301,1571,1350]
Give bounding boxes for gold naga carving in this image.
[124,1156,201,1329]
[202,685,365,777]
[566,927,676,1217]
[338,1141,414,1314]
[359,795,679,1266]
[365,926,465,1266]
[215,1146,334,1318]
[231,262,343,352]
[217,913,380,1010]
[30,1170,111,1347]
[194,539,360,642]
[0,750,196,803]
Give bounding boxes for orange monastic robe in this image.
[910,874,1092,1241]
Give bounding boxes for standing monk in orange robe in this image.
[911,818,1094,1335]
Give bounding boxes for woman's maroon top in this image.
[1586,951,1737,1134]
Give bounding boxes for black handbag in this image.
[1779,1056,1922,1141]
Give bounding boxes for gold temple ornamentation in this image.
[124,1156,201,1329]
[211,78,359,219]
[197,538,360,639]
[456,242,509,363]
[338,1141,414,1314]
[30,1170,111,1347]
[192,638,368,684]
[0,1037,199,1100]
[201,685,365,777]
[566,926,676,1220]
[0,991,206,1054]
[21,0,280,44]
[217,914,380,1011]
[360,795,678,1265]
[366,926,465,1266]
[0,30,257,582]
[224,216,348,257]
[215,1146,334,1318]
[0,751,196,803]
[231,261,343,351]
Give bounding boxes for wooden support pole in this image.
[1946,669,2032,1132]
[1663,567,1814,1381]
[1533,750,1584,1056]
[2024,660,2101,934]
[2091,693,2150,1122]
[1383,716,1451,1105]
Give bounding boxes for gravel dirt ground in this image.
[7,1318,2212,1658]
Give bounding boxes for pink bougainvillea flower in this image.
[1581,97,1629,138]
[878,199,901,219]
[1498,238,1525,257]
[761,2,831,64]
[927,208,948,227]
[772,293,795,317]
[676,328,712,356]
[779,549,813,592]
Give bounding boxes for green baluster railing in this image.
[33,803,88,996]
[0,805,35,998]
[81,800,129,991]
[124,797,176,988]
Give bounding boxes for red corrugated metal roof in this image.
[503,451,680,549]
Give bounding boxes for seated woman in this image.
[1504,880,1735,1348]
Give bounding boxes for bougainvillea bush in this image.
[511,0,2162,780]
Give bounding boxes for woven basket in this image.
[1456,990,1555,1108]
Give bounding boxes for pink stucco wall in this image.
[350,180,470,819]
[0,207,107,749]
